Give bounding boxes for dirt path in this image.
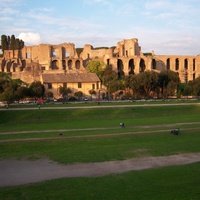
[0,121,200,135]
[0,126,200,143]
[0,102,200,111]
[0,153,200,187]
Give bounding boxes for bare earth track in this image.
[0,153,200,187]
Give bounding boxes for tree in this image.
[1,35,8,52]
[101,65,125,99]
[59,86,72,100]
[74,91,83,100]
[0,73,28,103]
[10,35,16,52]
[158,70,180,98]
[29,81,45,98]
[86,60,105,79]
[89,89,96,100]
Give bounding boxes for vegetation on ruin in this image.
[0,72,45,103]
[1,34,24,53]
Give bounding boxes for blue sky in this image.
[0,0,200,55]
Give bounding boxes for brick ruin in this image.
[0,38,200,96]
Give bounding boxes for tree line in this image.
[1,34,24,53]
[0,72,44,103]
[86,60,200,99]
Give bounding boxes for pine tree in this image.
[1,35,8,52]
[10,35,16,51]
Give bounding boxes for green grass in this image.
[1,105,200,163]
[1,162,200,200]
[1,128,200,163]
[0,104,200,199]
[1,105,200,132]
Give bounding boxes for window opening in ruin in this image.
[166,58,170,70]
[107,59,110,66]
[68,60,72,70]
[152,59,156,70]
[117,59,124,79]
[52,49,57,57]
[75,60,81,69]
[65,52,69,58]
[26,52,31,59]
[193,59,196,71]
[139,59,146,73]
[184,59,188,70]
[128,59,135,75]
[62,60,66,70]
[175,59,179,70]
[51,60,58,70]
[63,83,67,88]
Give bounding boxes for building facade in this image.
[0,38,200,97]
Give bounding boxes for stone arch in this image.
[68,60,73,70]
[62,60,66,70]
[6,61,12,72]
[11,61,16,72]
[193,59,196,71]
[117,59,124,79]
[139,58,146,73]
[166,58,170,70]
[51,60,58,70]
[175,58,179,71]
[128,59,135,75]
[152,59,156,70]
[184,58,188,70]
[75,60,81,70]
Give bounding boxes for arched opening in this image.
[107,59,110,66]
[52,49,57,57]
[193,59,196,71]
[11,61,16,72]
[51,60,58,70]
[62,60,66,70]
[184,59,188,70]
[166,58,170,70]
[128,59,135,75]
[193,73,196,80]
[6,61,12,72]
[152,59,156,70]
[139,58,146,73]
[75,60,81,70]
[68,60,72,70]
[175,58,179,70]
[117,59,124,79]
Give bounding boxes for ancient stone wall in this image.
[0,38,199,84]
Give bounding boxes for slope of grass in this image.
[0,105,200,132]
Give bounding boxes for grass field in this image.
[0,103,200,199]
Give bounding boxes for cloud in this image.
[18,32,41,45]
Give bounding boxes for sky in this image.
[0,0,200,55]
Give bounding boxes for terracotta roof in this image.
[42,73,100,83]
